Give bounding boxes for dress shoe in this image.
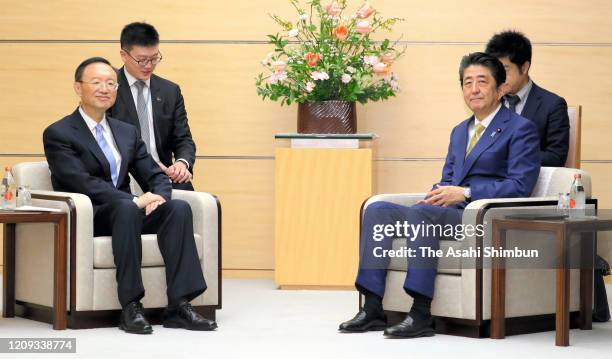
[383,313,434,338]
[119,301,153,334]
[163,301,218,331]
[338,310,387,332]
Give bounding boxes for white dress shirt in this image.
[503,79,533,115]
[468,103,502,139]
[79,107,122,172]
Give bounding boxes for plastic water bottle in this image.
[1,166,17,210]
[569,173,586,218]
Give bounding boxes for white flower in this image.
[305,81,315,92]
[288,29,299,38]
[346,66,356,74]
[261,52,275,65]
[362,55,380,66]
[300,14,308,21]
[341,74,352,83]
[310,71,330,81]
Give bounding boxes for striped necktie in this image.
[94,124,118,186]
[134,80,152,153]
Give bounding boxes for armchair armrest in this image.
[171,189,221,307]
[28,190,95,311]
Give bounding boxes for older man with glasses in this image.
[108,22,197,190]
[43,57,217,334]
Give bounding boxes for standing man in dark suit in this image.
[338,53,541,338]
[486,30,570,167]
[43,57,216,334]
[108,22,196,190]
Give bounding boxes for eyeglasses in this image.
[78,80,119,91]
[122,49,163,67]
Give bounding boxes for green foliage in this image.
[255,1,405,105]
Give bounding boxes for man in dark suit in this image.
[338,53,541,338]
[43,57,216,334]
[486,30,570,167]
[108,22,196,190]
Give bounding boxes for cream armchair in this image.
[360,167,594,337]
[11,161,221,328]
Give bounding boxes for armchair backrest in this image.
[11,161,53,191]
[565,106,581,169]
[531,166,591,198]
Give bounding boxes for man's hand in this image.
[136,192,166,215]
[417,185,466,207]
[161,161,192,184]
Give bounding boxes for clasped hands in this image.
[159,161,192,183]
[136,192,166,215]
[416,185,465,207]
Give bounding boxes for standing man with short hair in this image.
[486,30,570,167]
[109,22,197,190]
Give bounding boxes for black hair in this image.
[459,52,506,87]
[74,57,112,82]
[120,22,160,50]
[485,30,532,68]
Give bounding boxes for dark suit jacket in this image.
[43,108,172,215]
[438,105,541,207]
[108,68,196,170]
[520,82,569,167]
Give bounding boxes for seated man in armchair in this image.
[339,52,541,338]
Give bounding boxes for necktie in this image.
[506,94,521,113]
[135,80,152,153]
[95,124,118,186]
[466,123,485,156]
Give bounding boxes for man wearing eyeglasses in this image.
[43,57,217,334]
[108,22,196,190]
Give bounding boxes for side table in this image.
[2,210,68,330]
[490,215,612,346]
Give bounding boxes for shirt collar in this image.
[123,68,151,88]
[514,78,533,102]
[474,103,502,128]
[79,106,108,132]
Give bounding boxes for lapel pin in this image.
[156,97,162,102]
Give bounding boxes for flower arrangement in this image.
[256,0,404,106]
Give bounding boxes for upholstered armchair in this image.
[10,161,221,328]
[360,167,595,337]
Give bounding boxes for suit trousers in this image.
[94,198,206,307]
[355,201,462,299]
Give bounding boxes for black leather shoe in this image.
[163,302,218,331]
[383,313,434,338]
[119,301,153,334]
[338,310,387,332]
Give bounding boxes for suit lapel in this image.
[117,68,140,130]
[453,119,470,183]
[149,75,164,155]
[520,82,542,120]
[69,109,111,180]
[107,117,130,185]
[460,107,510,182]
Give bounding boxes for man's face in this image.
[74,63,117,112]
[462,64,503,118]
[498,56,530,95]
[120,45,160,81]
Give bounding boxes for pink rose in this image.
[356,2,374,19]
[326,1,342,16]
[381,52,395,64]
[355,20,372,34]
[373,62,389,75]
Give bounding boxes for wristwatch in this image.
[463,187,471,201]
